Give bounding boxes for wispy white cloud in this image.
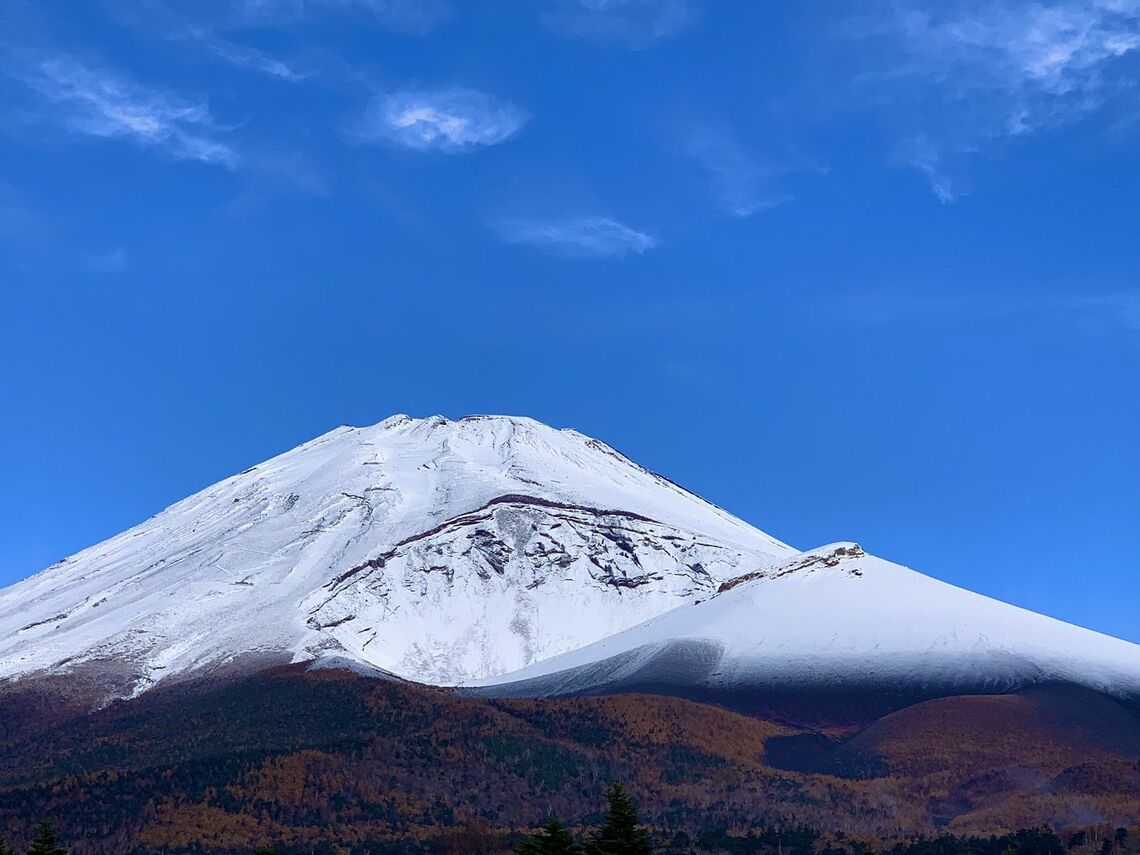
[544,0,694,49]
[891,134,971,204]
[103,2,313,82]
[86,247,128,273]
[886,1,1140,130]
[9,53,237,167]
[234,0,451,34]
[350,87,529,152]
[494,216,658,259]
[684,123,797,217]
[854,0,1140,200]
[189,30,312,82]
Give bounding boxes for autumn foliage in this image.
[0,667,1136,853]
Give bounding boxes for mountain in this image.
[0,414,793,699]
[3,414,1140,848]
[2,413,1138,724]
[472,542,1140,725]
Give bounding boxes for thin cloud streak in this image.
[891,134,970,204]
[685,124,796,217]
[544,0,694,49]
[494,216,658,259]
[233,0,452,34]
[190,31,312,82]
[350,87,529,152]
[8,52,237,167]
[834,290,1140,332]
[86,247,128,273]
[105,2,312,81]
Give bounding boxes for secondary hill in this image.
[470,543,1140,727]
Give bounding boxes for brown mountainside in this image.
[0,666,1137,852]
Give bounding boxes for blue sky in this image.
[2,1,1138,643]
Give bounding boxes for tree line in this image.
[2,820,67,855]
[2,782,1135,855]
[515,782,651,854]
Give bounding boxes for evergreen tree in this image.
[0,835,16,855]
[517,817,582,855]
[26,821,67,855]
[587,782,653,855]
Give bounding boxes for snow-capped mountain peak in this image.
[0,415,793,697]
[4,414,1138,716]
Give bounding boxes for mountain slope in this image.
[0,415,793,696]
[1,665,1138,851]
[471,543,1140,724]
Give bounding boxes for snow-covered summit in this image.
[0,414,793,696]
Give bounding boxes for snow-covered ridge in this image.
[471,543,1140,701]
[0,414,793,695]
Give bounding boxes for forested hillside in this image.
[0,666,1137,853]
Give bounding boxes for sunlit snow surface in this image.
[0,415,793,695]
[473,544,1140,699]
